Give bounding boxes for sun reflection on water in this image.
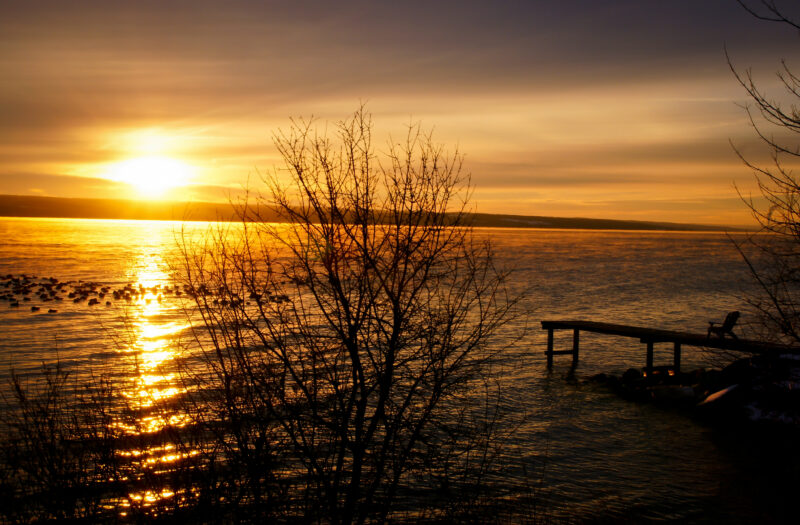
[114,249,197,508]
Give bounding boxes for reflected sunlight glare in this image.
[109,248,197,494]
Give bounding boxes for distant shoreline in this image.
[0,194,747,232]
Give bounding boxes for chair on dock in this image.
[707,311,739,340]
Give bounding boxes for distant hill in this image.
[0,194,741,231]
[461,212,742,231]
[0,194,267,222]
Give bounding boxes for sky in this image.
[1,0,799,226]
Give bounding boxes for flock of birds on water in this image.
[1,273,187,314]
[2,273,293,314]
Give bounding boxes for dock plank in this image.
[541,320,799,355]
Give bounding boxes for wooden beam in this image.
[673,342,681,372]
[546,328,554,369]
[646,341,654,373]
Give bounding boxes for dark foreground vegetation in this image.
[0,360,543,524]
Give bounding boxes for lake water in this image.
[0,217,793,522]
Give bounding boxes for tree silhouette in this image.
[178,106,518,522]
[731,1,800,342]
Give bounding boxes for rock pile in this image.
[590,352,800,427]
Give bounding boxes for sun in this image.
[105,156,193,199]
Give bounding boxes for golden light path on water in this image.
[114,249,196,513]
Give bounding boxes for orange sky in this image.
[1,1,798,226]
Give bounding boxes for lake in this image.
[0,217,792,523]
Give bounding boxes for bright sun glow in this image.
[105,156,193,198]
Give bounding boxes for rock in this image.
[720,358,758,384]
[648,385,697,403]
[622,368,642,383]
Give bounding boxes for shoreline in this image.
[0,194,747,232]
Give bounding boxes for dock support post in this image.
[673,342,681,373]
[546,328,554,369]
[572,329,580,368]
[646,341,653,374]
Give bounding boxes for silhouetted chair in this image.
[707,311,740,339]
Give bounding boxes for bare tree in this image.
[730,2,800,343]
[178,107,518,522]
[735,0,800,30]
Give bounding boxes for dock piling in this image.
[572,329,580,368]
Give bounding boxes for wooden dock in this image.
[541,320,800,372]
